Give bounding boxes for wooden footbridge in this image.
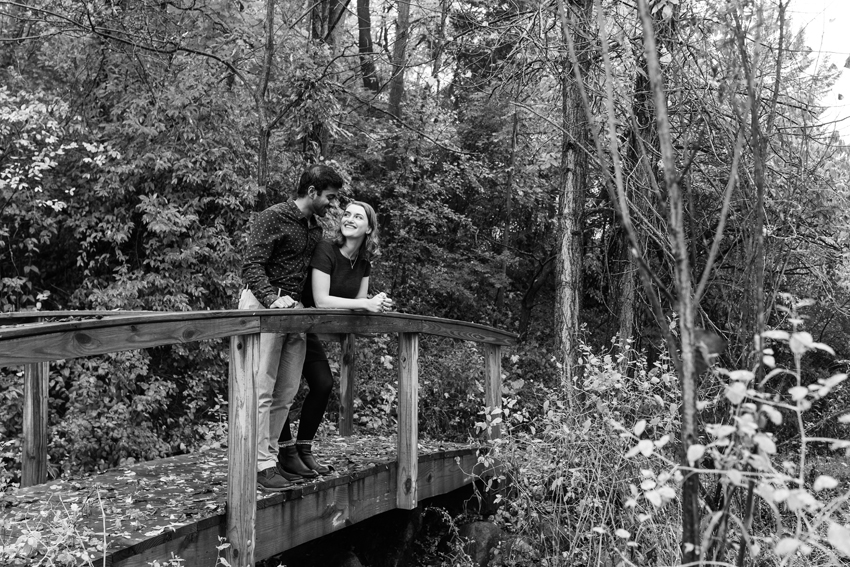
[0,310,515,566]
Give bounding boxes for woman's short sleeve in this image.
[310,240,336,274]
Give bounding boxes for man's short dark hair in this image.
[296,164,343,197]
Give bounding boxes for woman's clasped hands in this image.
[367,292,394,313]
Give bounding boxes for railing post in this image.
[227,334,259,567]
[22,361,49,487]
[483,344,502,441]
[339,333,356,437]
[396,332,418,510]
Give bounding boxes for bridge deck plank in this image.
[0,435,480,566]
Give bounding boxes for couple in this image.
[239,164,393,492]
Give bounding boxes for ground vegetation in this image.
[1,0,850,564]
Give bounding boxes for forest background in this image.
[1,0,850,565]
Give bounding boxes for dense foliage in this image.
[2,0,850,564]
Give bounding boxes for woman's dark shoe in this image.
[279,445,318,478]
[297,443,333,475]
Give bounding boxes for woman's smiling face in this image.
[340,204,371,239]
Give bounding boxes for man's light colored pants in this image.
[239,288,306,472]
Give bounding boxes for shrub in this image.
[490,304,850,566]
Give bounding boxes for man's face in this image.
[310,186,340,217]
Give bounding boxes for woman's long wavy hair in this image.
[333,201,380,260]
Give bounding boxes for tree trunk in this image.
[494,111,519,324]
[519,257,555,339]
[733,2,784,369]
[256,127,271,209]
[635,0,700,561]
[311,0,345,43]
[431,0,449,89]
[387,0,411,120]
[729,6,786,566]
[619,42,658,370]
[0,0,29,69]
[357,0,380,91]
[617,241,636,360]
[305,0,346,158]
[254,0,276,211]
[555,0,591,408]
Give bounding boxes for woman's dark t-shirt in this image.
[301,240,372,308]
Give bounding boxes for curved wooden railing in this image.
[0,310,516,567]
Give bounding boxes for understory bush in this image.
[0,340,229,487]
[491,304,850,567]
[491,339,683,566]
[314,334,558,443]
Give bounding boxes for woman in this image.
[278,201,392,478]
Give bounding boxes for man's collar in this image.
[291,196,315,219]
[285,199,317,227]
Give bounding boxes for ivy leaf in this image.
[788,386,808,402]
[753,434,776,454]
[811,342,835,355]
[728,370,754,382]
[707,424,736,439]
[828,523,850,556]
[637,439,654,456]
[761,329,790,340]
[644,490,662,507]
[813,475,838,491]
[657,485,676,499]
[818,374,847,397]
[775,537,801,556]
[760,405,783,425]
[726,382,747,405]
[625,439,655,458]
[687,444,705,465]
[789,332,813,355]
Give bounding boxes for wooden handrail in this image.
[0,310,156,323]
[3,310,516,567]
[0,310,515,366]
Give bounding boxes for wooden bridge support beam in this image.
[22,361,49,487]
[339,333,356,437]
[396,332,418,509]
[482,344,502,441]
[227,334,260,567]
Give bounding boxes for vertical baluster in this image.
[22,360,49,487]
[227,333,260,567]
[396,332,418,510]
[339,333,356,437]
[482,344,502,441]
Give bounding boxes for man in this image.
[240,164,342,491]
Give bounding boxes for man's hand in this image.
[270,295,298,309]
